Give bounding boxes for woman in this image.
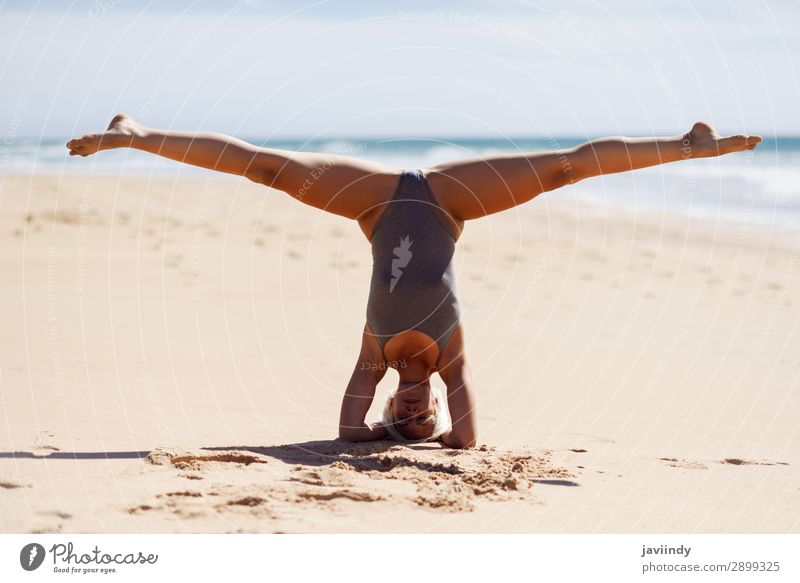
[67,114,761,448]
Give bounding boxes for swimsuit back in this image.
[366,169,460,359]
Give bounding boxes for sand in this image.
[0,171,797,533]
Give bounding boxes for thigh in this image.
[266,149,403,223]
[425,150,570,221]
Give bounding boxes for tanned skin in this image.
[68,114,761,448]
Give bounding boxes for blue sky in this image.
[1,0,798,139]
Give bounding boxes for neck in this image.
[398,363,432,385]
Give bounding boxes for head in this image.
[381,379,451,442]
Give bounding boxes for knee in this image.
[244,152,278,186]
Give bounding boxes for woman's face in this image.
[391,381,437,440]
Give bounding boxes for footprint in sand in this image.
[297,490,383,503]
[763,282,786,293]
[165,253,183,268]
[0,481,31,489]
[259,224,279,234]
[659,457,708,470]
[39,511,72,520]
[720,458,789,466]
[160,491,203,498]
[31,432,60,458]
[568,433,615,445]
[145,449,268,471]
[289,468,353,488]
[225,496,268,507]
[660,457,789,469]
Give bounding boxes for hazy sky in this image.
[1,0,798,139]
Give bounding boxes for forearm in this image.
[128,126,276,181]
[440,366,478,449]
[338,356,386,442]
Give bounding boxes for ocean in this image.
[3,135,799,230]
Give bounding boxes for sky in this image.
[0,0,798,139]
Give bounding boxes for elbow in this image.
[338,427,357,442]
[446,438,476,450]
[555,148,589,187]
[442,431,477,450]
[339,425,369,443]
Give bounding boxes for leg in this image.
[67,113,402,221]
[425,122,762,221]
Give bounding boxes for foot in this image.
[684,121,762,159]
[66,113,143,157]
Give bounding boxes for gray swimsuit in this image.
[366,169,460,361]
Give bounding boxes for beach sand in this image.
[0,172,798,533]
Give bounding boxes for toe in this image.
[719,134,747,153]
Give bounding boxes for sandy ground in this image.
[0,171,798,533]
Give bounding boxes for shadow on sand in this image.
[0,441,579,486]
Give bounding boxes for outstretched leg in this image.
[425,122,762,221]
[66,113,402,221]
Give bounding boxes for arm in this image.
[438,357,478,449]
[338,365,387,442]
[338,327,388,442]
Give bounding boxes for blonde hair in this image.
[379,385,451,443]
